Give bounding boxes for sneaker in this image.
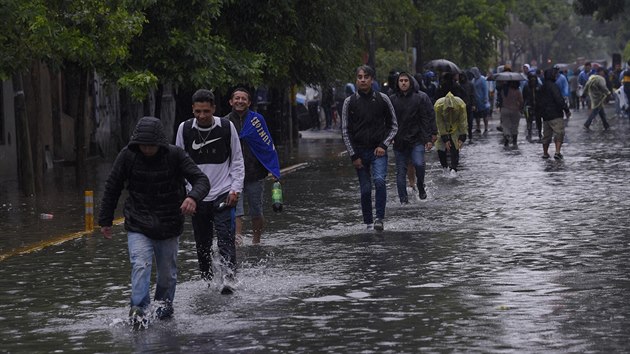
[221,274,236,295]
[129,306,147,329]
[475,128,481,133]
[542,154,550,159]
[449,169,458,178]
[366,223,374,230]
[155,302,174,320]
[583,124,590,130]
[201,271,213,283]
[419,187,427,200]
[554,152,563,160]
[235,234,244,247]
[373,219,384,231]
[442,167,449,177]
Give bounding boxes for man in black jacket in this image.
[342,65,398,231]
[389,72,436,202]
[98,116,210,326]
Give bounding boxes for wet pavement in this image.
[1,106,630,353]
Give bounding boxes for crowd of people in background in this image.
[95,59,630,326]
[338,59,630,231]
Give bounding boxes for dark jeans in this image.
[354,148,388,224]
[467,109,474,138]
[438,138,460,170]
[584,106,610,129]
[323,105,332,128]
[394,144,426,203]
[191,193,236,279]
[308,101,320,130]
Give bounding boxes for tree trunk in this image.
[154,83,163,119]
[413,29,424,74]
[75,68,89,188]
[13,73,35,196]
[25,63,44,195]
[51,71,62,160]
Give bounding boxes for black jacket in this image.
[98,117,210,240]
[537,69,569,121]
[342,89,398,160]
[389,88,436,151]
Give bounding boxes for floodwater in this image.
[1,107,629,353]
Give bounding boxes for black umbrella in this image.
[424,59,461,73]
[492,72,526,81]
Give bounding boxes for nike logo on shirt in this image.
[192,137,222,150]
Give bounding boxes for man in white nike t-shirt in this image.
[175,89,244,294]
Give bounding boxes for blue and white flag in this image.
[241,111,281,179]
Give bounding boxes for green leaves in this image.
[117,70,158,101]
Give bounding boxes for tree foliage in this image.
[573,0,628,21]
[412,0,511,70]
[124,0,264,91]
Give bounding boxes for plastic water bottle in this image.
[271,181,283,213]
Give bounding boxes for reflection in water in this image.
[1,113,630,352]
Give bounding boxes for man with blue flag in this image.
[226,88,281,244]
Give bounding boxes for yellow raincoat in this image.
[434,92,468,151]
[583,74,610,109]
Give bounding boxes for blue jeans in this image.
[584,106,610,129]
[127,232,179,309]
[354,148,388,224]
[394,144,426,203]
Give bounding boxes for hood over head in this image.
[470,67,482,80]
[543,68,556,82]
[395,71,420,93]
[443,92,457,108]
[128,116,170,152]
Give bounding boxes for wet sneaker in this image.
[366,223,374,230]
[449,169,458,178]
[554,152,563,160]
[442,167,449,177]
[155,303,174,320]
[419,187,427,200]
[542,154,550,159]
[129,306,148,329]
[374,219,384,231]
[201,271,214,286]
[221,274,236,295]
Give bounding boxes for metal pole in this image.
[85,190,94,231]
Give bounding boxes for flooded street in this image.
[1,108,630,353]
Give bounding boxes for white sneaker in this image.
[442,167,449,177]
[220,274,236,295]
[449,169,458,178]
[366,223,374,230]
